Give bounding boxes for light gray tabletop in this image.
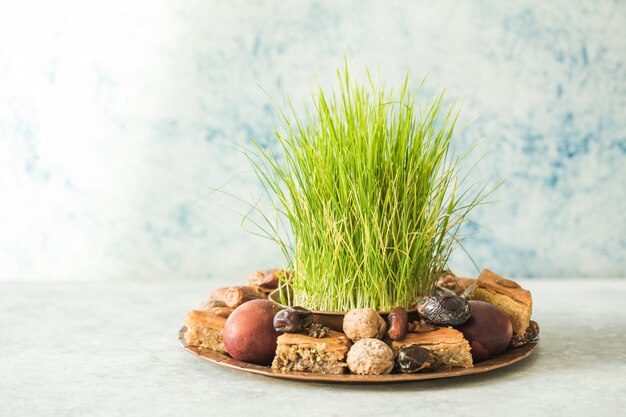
[1,279,624,417]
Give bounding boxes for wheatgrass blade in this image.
[245,65,491,311]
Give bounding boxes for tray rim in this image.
[178,325,539,384]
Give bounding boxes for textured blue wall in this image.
[0,1,624,280]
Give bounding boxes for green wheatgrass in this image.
[246,65,491,312]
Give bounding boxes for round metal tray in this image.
[179,326,538,384]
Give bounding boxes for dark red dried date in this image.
[396,345,434,373]
[273,307,313,333]
[417,293,471,326]
[248,268,290,289]
[387,307,408,340]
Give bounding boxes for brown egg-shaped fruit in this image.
[455,300,513,363]
[223,299,281,365]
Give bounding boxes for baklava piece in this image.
[471,269,532,334]
[390,327,473,369]
[272,330,352,374]
[184,309,229,354]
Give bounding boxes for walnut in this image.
[342,308,387,341]
[346,338,395,375]
[306,322,331,338]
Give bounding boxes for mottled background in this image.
[1,0,624,281]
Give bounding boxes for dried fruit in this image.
[417,293,471,326]
[395,345,434,373]
[273,307,313,333]
[509,320,540,348]
[387,307,408,341]
[210,286,262,308]
[346,338,395,375]
[437,272,475,296]
[342,308,387,341]
[224,286,263,308]
[248,268,289,289]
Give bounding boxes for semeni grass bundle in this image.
[248,66,490,312]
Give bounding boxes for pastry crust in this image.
[185,309,228,328]
[390,328,473,369]
[471,269,532,334]
[272,330,352,374]
[276,330,352,352]
[184,310,228,353]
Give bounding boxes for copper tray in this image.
[178,326,539,383]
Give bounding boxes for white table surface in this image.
[1,279,625,417]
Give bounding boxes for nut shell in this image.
[343,308,387,341]
[346,338,395,375]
